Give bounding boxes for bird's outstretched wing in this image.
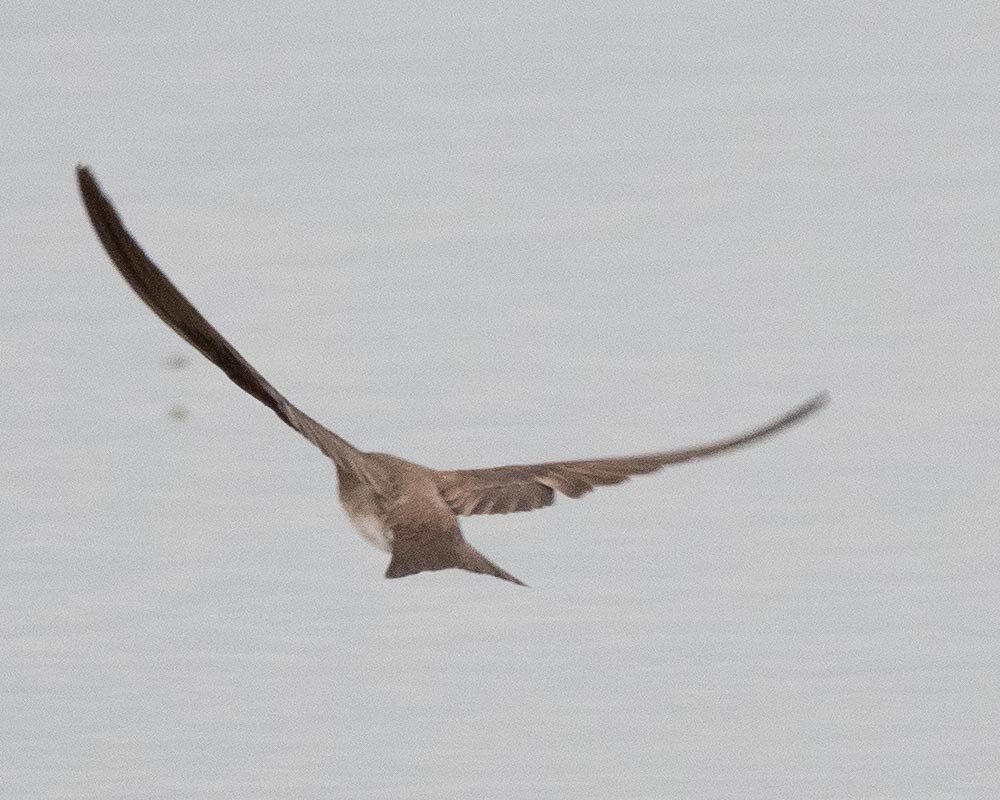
[76,165,359,467]
[433,392,829,516]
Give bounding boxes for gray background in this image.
[3,2,998,797]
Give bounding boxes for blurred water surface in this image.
[2,3,998,798]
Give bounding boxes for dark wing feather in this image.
[76,165,359,467]
[434,392,829,516]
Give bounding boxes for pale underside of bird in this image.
[77,166,828,586]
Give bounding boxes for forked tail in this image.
[386,540,526,586]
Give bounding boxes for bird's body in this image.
[347,508,394,553]
[77,165,827,586]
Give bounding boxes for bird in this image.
[77,165,828,587]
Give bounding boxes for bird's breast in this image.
[346,510,394,552]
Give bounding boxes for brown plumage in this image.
[77,166,828,586]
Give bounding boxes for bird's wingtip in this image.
[810,390,832,410]
[75,164,96,194]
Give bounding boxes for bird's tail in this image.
[458,545,527,587]
[386,540,526,587]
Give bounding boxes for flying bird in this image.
[77,166,828,586]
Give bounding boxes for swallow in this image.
[77,166,828,586]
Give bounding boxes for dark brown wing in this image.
[433,392,829,515]
[77,165,359,468]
